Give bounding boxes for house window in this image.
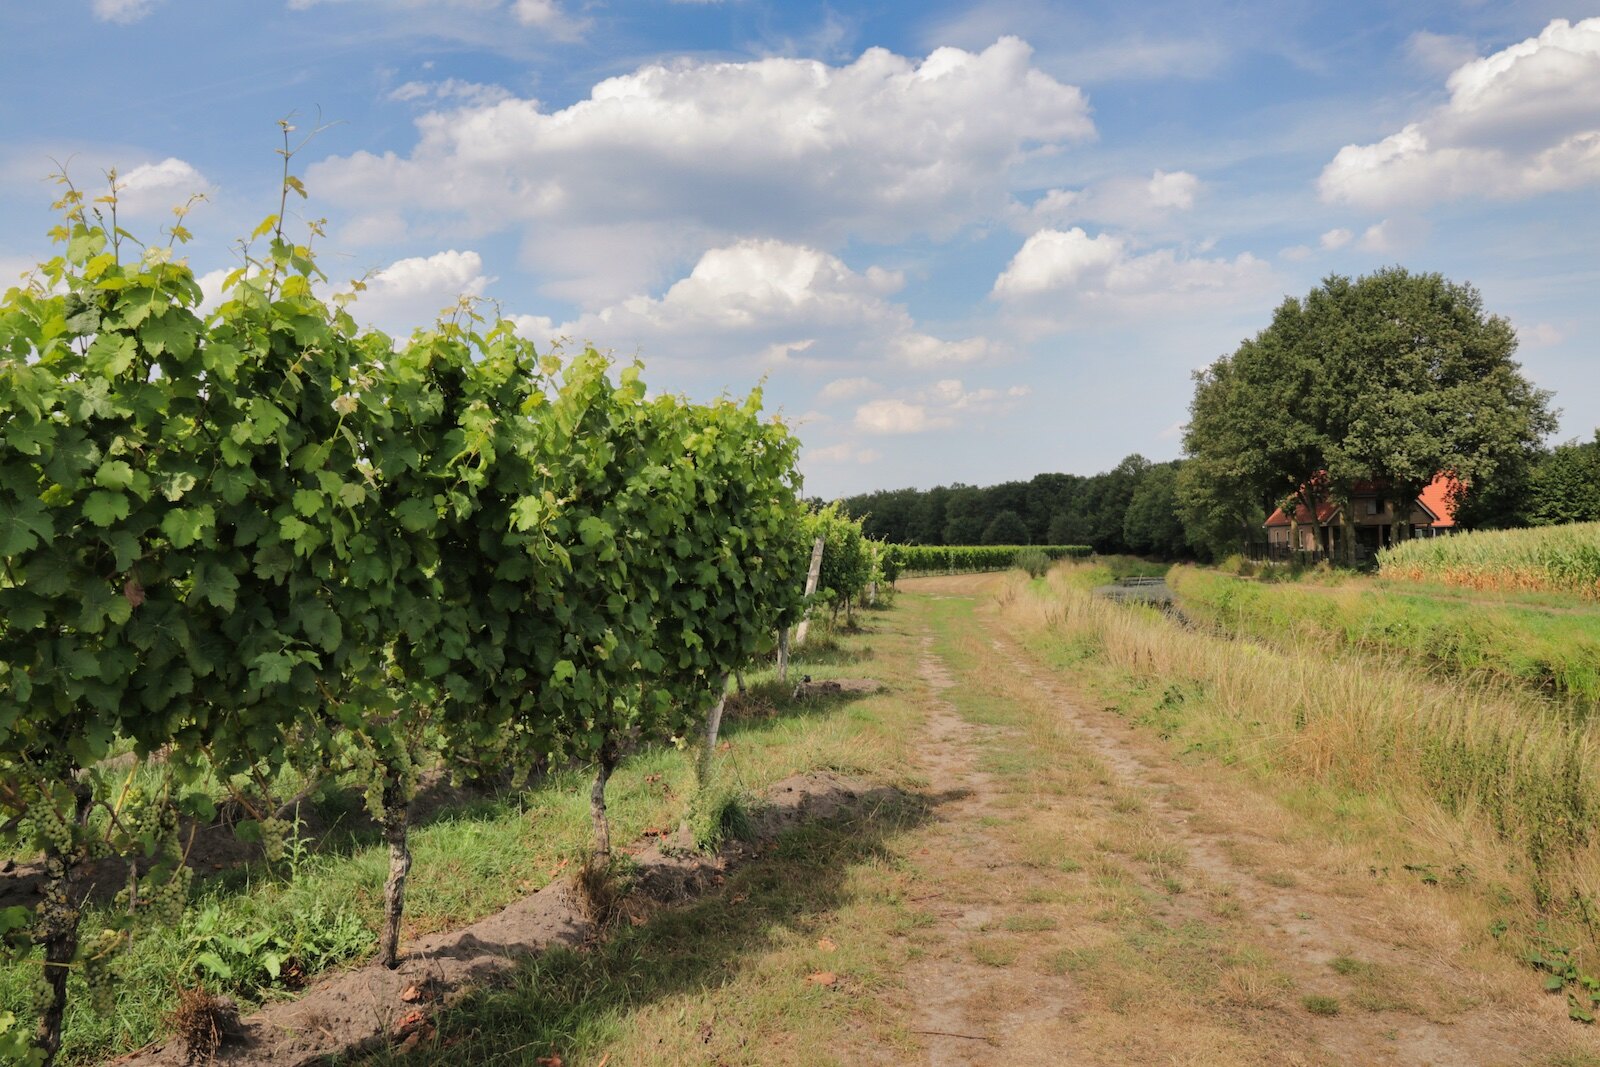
[1365,499,1382,516]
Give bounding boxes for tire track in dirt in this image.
[981,622,1584,1066]
[902,635,1082,1066]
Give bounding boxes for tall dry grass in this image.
[1005,567,1600,915]
[1169,565,1600,712]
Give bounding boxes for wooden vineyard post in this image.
[868,542,878,608]
[699,674,731,785]
[776,627,791,684]
[792,536,826,648]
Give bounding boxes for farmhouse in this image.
[1264,473,1459,560]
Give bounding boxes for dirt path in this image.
[901,637,1079,1066]
[881,577,1597,1067]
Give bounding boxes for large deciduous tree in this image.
[1185,268,1555,562]
[1528,431,1600,526]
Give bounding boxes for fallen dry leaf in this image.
[393,1009,427,1034]
[807,971,837,986]
[536,1056,563,1067]
[400,984,424,1003]
[817,937,837,952]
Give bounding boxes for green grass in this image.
[1,617,908,1066]
[1045,555,1171,594]
[361,798,932,1066]
[1302,994,1342,1016]
[1170,565,1600,713]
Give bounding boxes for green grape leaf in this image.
[0,498,54,554]
[83,489,131,527]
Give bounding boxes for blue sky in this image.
[3,0,1597,498]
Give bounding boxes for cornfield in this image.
[1380,521,1600,599]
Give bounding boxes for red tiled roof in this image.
[1263,498,1336,527]
[1262,472,1460,528]
[1416,473,1460,528]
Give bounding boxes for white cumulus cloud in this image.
[855,398,943,435]
[114,158,213,217]
[348,249,493,335]
[991,227,1277,334]
[308,38,1094,302]
[1320,17,1600,207]
[1016,169,1201,231]
[93,0,161,22]
[853,379,1023,435]
[522,239,1006,376]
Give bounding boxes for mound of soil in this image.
[108,770,886,1067]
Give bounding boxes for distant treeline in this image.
[835,430,1600,562]
[837,454,1193,559]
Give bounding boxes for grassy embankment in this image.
[1,623,916,1067]
[1169,565,1600,714]
[1003,561,1600,1018]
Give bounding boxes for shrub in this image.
[1015,548,1051,578]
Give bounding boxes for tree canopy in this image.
[1184,268,1555,559]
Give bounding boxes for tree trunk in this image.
[1390,490,1411,549]
[734,669,747,694]
[589,738,618,861]
[34,787,88,1066]
[377,773,412,970]
[776,627,790,684]
[698,674,730,786]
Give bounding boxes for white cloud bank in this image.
[992,227,1274,324]
[1015,169,1201,231]
[309,37,1094,302]
[854,379,1027,436]
[1320,17,1600,207]
[516,238,1006,374]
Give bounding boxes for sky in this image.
[2,1,1597,499]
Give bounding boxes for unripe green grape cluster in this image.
[79,928,129,1013]
[20,789,77,859]
[29,966,55,1017]
[258,816,291,863]
[139,865,191,928]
